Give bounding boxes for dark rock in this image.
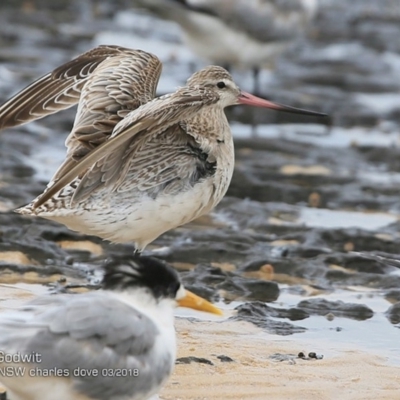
[233,302,307,335]
[164,232,257,265]
[375,275,400,290]
[386,302,400,325]
[325,268,400,290]
[297,352,324,360]
[235,301,309,321]
[385,289,400,303]
[270,353,297,362]
[289,246,332,258]
[181,264,279,302]
[297,299,374,320]
[175,357,213,366]
[308,352,324,360]
[181,264,231,287]
[233,277,280,302]
[324,254,387,274]
[324,269,386,287]
[321,230,400,255]
[215,278,247,297]
[216,355,234,363]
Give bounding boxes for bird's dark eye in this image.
[217,81,226,89]
[170,282,181,297]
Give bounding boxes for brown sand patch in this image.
[57,240,103,256]
[172,262,196,271]
[0,271,63,284]
[0,251,35,265]
[211,262,236,272]
[280,165,331,176]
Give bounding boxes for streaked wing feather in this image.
[50,49,162,183]
[33,89,218,208]
[0,45,132,130]
[34,119,152,208]
[70,91,217,204]
[118,139,196,192]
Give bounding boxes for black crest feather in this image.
[102,255,181,300]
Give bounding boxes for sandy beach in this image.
[1,285,399,400]
[161,318,400,400]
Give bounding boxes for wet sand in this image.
[161,319,400,400]
[0,288,399,400]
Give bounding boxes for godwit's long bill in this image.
[0,45,325,251]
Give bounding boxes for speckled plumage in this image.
[0,45,324,249]
[0,46,237,250]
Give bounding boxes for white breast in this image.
[43,178,216,249]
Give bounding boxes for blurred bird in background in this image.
[131,0,319,94]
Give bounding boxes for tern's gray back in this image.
[0,292,173,400]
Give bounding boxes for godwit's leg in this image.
[252,66,261,96]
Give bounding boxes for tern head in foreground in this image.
[0,255,221,400]
[0,46,325,250]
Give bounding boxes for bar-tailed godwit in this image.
[0,45,325,250]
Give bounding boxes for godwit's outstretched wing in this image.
[0,45,163,183]
[0,45,155,130]
[52,47,162,181]
[0,46,162,180]
[33,87,219,208]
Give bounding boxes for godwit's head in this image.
[187,65,326,117]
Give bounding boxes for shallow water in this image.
[275,289,400,365]
[298,208,398,231]
[178,286,400,365]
